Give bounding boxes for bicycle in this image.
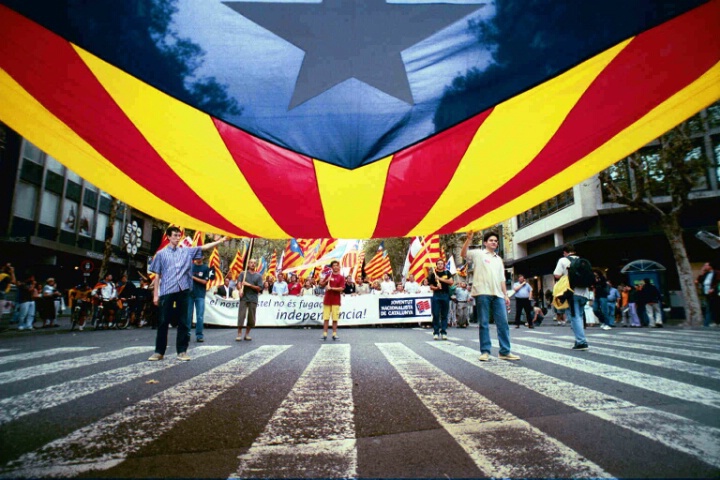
[70,298,92,331]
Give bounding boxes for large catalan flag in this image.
[1,1,717,238]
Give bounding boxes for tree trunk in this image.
[98,198,119,280]
[659,215,702,326]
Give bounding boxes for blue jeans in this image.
[475,295,512,355]
[188,295,206,339]
[18,301,36,329]
[593,297,610,326]
[431,294,449,335]
[604,301,616,327]
[155,290,191,355]
[569,295,588,345]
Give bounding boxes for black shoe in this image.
[572,343,589,351]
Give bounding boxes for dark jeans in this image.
[514,297,533,326]
[431,293,450,335]
[155,289,191,355]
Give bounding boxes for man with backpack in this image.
[553,244,593,351]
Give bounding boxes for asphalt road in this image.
[0,323,718,479]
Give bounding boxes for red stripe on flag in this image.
[439,0,720,233]
[214,119,331,238]
[373,110,493,237]
[0,6,249,237]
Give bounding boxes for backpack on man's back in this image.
[568,256,594,289]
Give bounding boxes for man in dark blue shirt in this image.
[190,257,214,343]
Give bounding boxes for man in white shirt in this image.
[404,274,421,294]
[461,231,519,361]
[553,243,590,351]
[380,274,396,295]
[272,273,289,296]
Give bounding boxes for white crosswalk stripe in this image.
[378,342,610,478]
[429,341,720,468]
[517,336,720,381]
[502,342,720,409]
[0,347,151,385]
[581,335,720,361]
[606,331,720,348]
[0,346,228,425]
[231,344,355,479]
[0,347,96,366]
[0,349,16,353]
[0,346,290,478]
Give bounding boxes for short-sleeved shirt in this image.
[288,282,302,296]
[272,281,288,295]
[323,273,346,306]
[191,263,211,297]
[430,270,452,296]
[553,255,590,298]
[467,249,505,298]
[239,271,263,303]
[513,282,532,299]
[149,246,202,297]
[404,281,420,294]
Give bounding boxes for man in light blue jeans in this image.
[462,230,520,362]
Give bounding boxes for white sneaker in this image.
[433,334,439,340]
[441,334,447,340]
[601,324,612,330]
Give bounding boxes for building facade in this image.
[0,123,156,288]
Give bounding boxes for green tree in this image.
[598,119,711,326]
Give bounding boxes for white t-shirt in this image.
[467,249,505,298]
[553,255,589,298]
[380,280,396,295]
[404,281,421,294]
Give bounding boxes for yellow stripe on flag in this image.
[409,39,631,236]
[73,46,287,239]
[315,156,392,239]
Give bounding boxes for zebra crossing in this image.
[0,328,718,478]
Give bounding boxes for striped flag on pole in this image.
[206,247,224,290]
[364,242,393,280]
[227,248,244,280]
[191,231,204,247]
[268,251,277,280]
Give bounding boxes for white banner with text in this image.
[202,293,433,327]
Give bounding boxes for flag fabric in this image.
[1,2,718,238]
[206,247,224,290]
[191,231,204,247]
[457,263,468,278]
[257,256,268,278]
[282,239,305,270]
[352,251,365,281]
[227,249,244,280]
[402,237,424,280]
[407,235,443,284]
[446,253,457,276]
[268,251,277,279]
[365,242,393,280]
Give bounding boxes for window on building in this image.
[45,156,65,174]
[39,191,60,228]
[707,101,720,129]
[713,134,720,184]
[80,205,94,237]
[113,219,123,246]
[516,188,574,229]
[13,182,38,221]
[21,140,43,164]
[61,200,78,232]
[96,212,109,242]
